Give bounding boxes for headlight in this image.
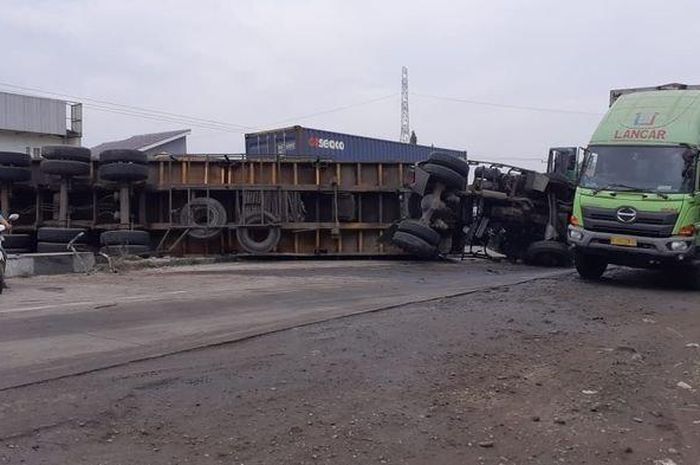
[569,229,583,241]
[669,241,690,252]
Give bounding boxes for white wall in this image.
[0,130,80,158]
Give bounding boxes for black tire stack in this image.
[98,150,149,183]
[36,227,88,253]
[0,152,32,183]
[40,146,91,177]
[99,230,151,257]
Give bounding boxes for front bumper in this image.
[567,225,698,267]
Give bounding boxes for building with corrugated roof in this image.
[0,91,82,158]
[91,129,191,158]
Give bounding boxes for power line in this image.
[412,92,603,116]
[257,93,398,129]
[0,81,254,130]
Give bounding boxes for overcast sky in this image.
[2,0,698,169]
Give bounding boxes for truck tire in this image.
[428,152,470,177]
[100,230,150,246]
[392,230,439,258]
[421,163,466,191]
[0,152,32,167]
[37,227,87,243]
[5,248,32,254]
[525,240,572,267]
[100,244,151,257]
[99,149,147,165]
[40,159,90,177]
[36,241,90,253]
[41,146,92,163]
[3,234,32,249]
[397,219,441,246]
[180,197,227,240]
[236,211,281,254]
[574,250,608,280]
[0,166,31,183]
[98,163,149,182]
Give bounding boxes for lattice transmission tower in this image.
[400,66,410,143]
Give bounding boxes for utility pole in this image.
[400,66,410,143]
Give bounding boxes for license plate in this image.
[610,236,637,247]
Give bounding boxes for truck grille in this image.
[582,206,678,238]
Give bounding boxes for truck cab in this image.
[568,84,700,287]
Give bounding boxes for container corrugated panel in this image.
[0,92,67,136]
[245,126,466,163]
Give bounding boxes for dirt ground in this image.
[1,267,699,465]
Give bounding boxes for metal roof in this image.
[91,129,191,155]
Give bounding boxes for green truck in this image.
[568,83,700,287]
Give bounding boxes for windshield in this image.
[580,145,696,194]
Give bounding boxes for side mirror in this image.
[7,213,19,221]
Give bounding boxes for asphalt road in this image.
[1,265,698,465]
[0,259,566,390]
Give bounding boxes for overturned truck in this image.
[388,149,579,265]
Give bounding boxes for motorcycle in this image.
[0,213,20,294]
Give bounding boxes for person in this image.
[0,213,12,232]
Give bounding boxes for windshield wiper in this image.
[643,192,670,200]
[591,183,639,195]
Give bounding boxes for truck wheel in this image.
[98,163,149,182]
[41,146,92,163]
[37,227,87,243]
[525,241,572,267]
[574,250,607,280]
[37,241,90,253]
[428,152,470,177]
[392,230,439,258]
[421,163,466,191]
[99,149,147,165]
[0,166,32,183]
[0,152,32,167]
[3,234,32,249]
[100,245,151,257]
[397,219,441,245]
[100,230,151,246]
[40,160,90,177]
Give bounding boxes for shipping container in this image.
[245,126,467,163]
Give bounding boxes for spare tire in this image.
[0,166,31,183]
[180,197,227,240]
[37,227,87,243]
[236,211,281,254]
[3,234,32,249]
[397,219,441,245]
[100,230,151,246]
[41,146,92,163]
[0,152,32,167]
[391,230,439,258]
[99,149,147,165]
[428,152,470,177]
[524,240,572,267]
[421,163,466,191]
[100,244,151,257]
[40,159,90,177]
[98,163,149,182]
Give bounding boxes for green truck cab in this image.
[568,83,700,287]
